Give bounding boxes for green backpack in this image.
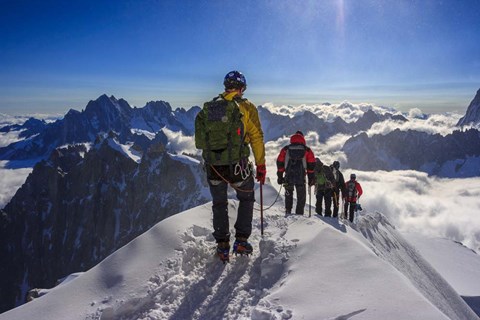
[195,97,250,165]
[316,165,333,189]
[316,170,327,186]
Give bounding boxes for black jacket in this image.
[331,166,346,196]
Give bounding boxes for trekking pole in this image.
[308,185,312,217]
[260,182,264,236]
[333,191,338,217]
[354,202,358,224]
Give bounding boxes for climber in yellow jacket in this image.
[195,70,266,263]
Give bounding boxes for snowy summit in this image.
[1,184,478,320]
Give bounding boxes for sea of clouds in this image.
[261,101,393,122]
[1,102,479,252]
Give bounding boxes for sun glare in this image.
[335,0,346,38]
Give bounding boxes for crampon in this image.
[233,239,253,256]
[216,242,230,264]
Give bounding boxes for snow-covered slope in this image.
[1,185,478,320]
[403,233,480,297]
[404,232,480,316]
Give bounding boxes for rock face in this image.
[457,88,480,126]
[0,136,209,312]
[343,128,480,176]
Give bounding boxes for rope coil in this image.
[208,164,283,211]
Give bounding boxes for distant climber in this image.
[330,161,346,218]
[313,158,335,217]
[344,173,363,222]
[276,131,316,215]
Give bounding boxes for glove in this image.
[256,164,266,185]
[277,171,284,185]
[308,172,315,186]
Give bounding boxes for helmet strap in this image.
[225,87,244,96]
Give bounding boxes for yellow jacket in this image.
[220,91,266,166]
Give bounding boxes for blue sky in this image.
[1,0,479,114]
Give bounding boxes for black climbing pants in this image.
[284,183,306,215]
[209,175,255,242]
[316,188,332,216]
[344,201,357,222]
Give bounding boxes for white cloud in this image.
[366,116,459,136]
[262,100,396,123]
[263,101,466,137]
[408,108,425,118]
[0,162,32,208]
[356,170,480,252]
[0,131,24,147]
[162,128,200,157]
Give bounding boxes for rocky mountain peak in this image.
[457,88,480,126]
[84,94,132,118]
[144,100,173,114]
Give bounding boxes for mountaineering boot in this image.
[216,241,230,263]
[233,237,253,256]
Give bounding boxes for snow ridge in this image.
[90,205,296,320]
[354,212,478,320]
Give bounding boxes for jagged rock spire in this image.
[457,88,480,126]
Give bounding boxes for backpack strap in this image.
[302,153,307,172]
[285,146,290,169]
[227,99,237,175]
[230,98,247,175]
